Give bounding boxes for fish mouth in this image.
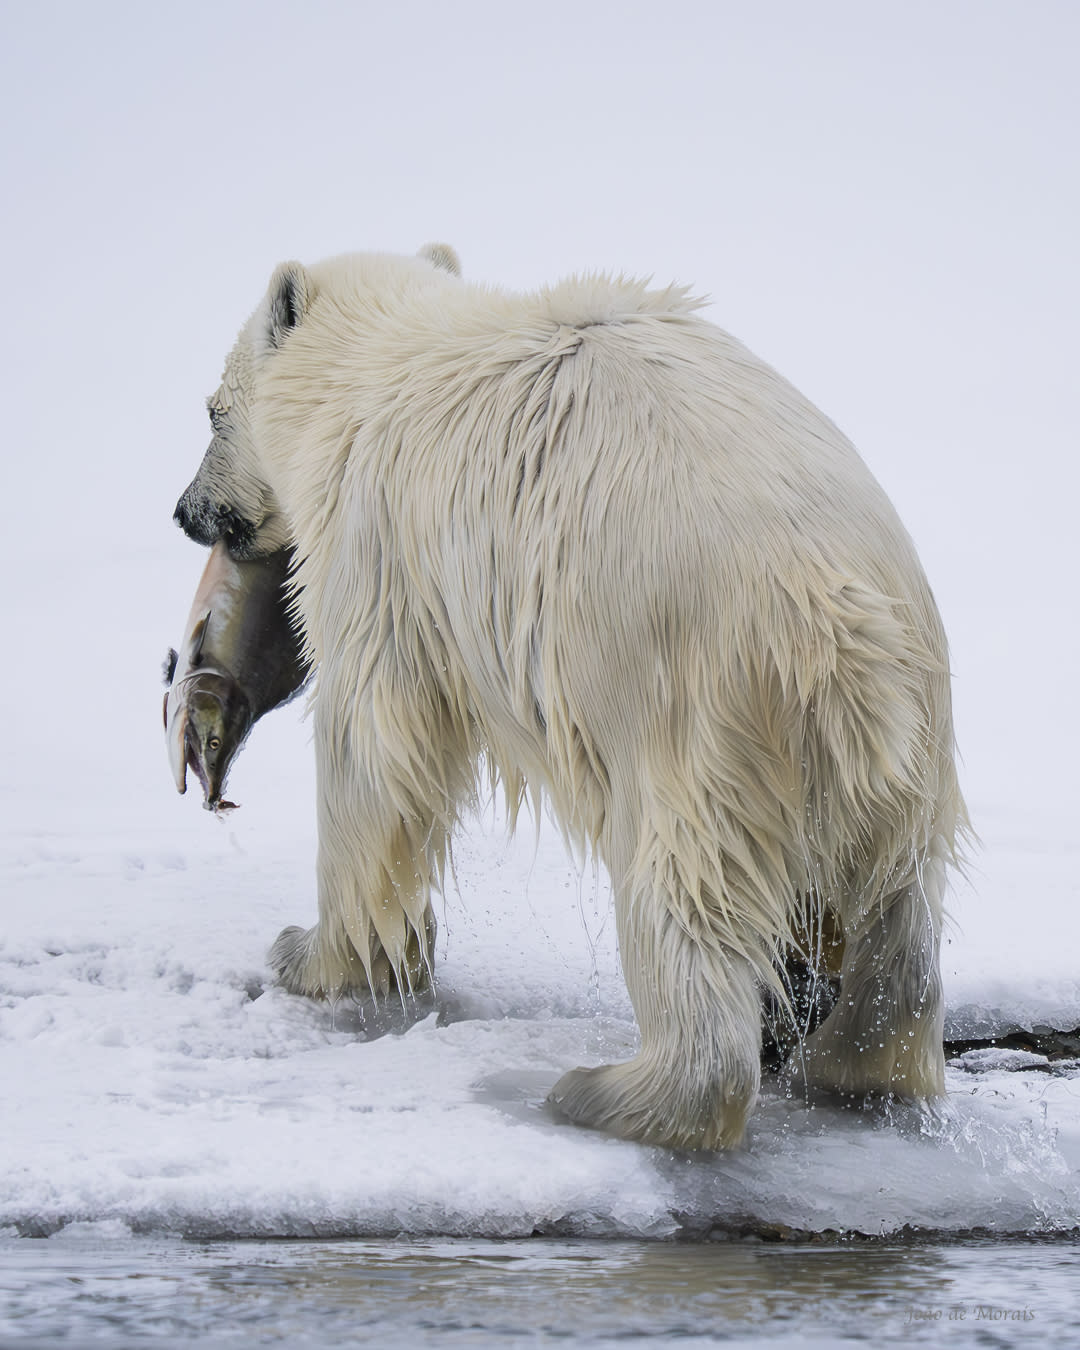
[183,720,238,813]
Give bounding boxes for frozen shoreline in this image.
[3,766,1078,1245]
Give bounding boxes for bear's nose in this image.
[173,491,221,546]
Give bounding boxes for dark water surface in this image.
[0,1235,1076,1347]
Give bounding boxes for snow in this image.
[3,806,1079,1241]
[1,2,1079,1248]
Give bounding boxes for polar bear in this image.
[174,245,966,1149]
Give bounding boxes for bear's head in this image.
[173,243,461,559]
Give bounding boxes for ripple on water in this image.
[0,1233,1078,1347]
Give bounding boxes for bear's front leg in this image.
[270,906,436,1004]
[270,661,463,1005]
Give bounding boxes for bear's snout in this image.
[173,488,217,546]
[174,489,258,558]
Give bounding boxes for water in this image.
[1,1234,1076,1347]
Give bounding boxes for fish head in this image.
[167,673,253,811]
[186,687,233,802]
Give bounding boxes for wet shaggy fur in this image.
[175,245,966,1149]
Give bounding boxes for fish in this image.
[164,541,309,812]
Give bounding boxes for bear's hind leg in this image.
[799,852,946,1099]
[549,858,764,1150]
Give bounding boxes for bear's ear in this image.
[418,242,461,277]
[264,261,312,348]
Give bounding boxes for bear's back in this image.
[269,256,944,682]
[523,280,931,612]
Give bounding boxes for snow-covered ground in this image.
[2,3,1078,1247]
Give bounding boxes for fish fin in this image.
[188,614,210,666]
[163,648,178,686]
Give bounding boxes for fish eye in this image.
[208,736,221,751]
